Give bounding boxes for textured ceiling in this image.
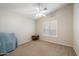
[0,3,69,19]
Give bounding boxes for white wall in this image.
[73,4,79,55]
[36,4,73,47]
[0,10,35,45]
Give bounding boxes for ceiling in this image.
[0,3,69,19]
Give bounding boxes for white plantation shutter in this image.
[42,20,57,37]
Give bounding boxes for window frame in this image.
[42,20,57,37]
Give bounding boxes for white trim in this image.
[42,20,57,37]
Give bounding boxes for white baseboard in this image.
[40,38,73,47]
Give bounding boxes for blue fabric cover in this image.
[0,32,17,53]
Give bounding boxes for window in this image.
[42,20,57,37]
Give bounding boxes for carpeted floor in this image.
[6,40,77,56]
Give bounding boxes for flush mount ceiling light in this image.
[35,3,48,18]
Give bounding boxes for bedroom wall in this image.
[73,4,79,56]
[0,10,35,45]
[36,4,73,47]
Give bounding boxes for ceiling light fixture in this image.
[35,3,48,18]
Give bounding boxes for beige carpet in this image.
[6,40,76,56]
